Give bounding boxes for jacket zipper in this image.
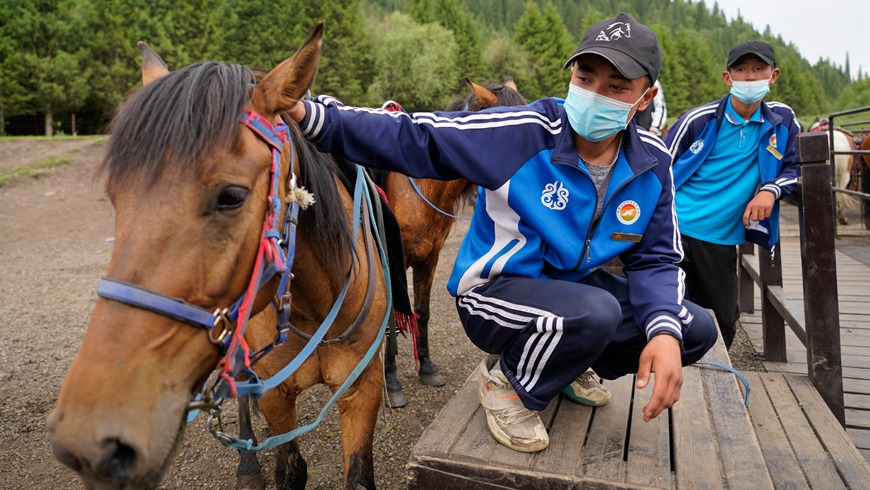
[556,160,657,269]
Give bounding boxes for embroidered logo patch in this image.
[616,200,640,225]
[689,139,704,154]
[541,181,569,210]
[596,22,631,42]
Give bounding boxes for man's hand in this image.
[636,333,682,422]
[743,190,776,227]
[287,100,307,123]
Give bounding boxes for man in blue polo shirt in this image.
[665,41,800,349]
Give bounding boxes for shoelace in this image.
[497,404,539,424]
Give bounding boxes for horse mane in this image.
[100,61,353,271]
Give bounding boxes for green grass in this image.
[0,154,72,188]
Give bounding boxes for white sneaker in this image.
[477,356,549,453]
[562,369,611,407]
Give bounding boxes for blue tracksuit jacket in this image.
[299,95,691,342]
[664,96,800,249]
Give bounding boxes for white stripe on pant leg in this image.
[520,317,564,391]
[464,288,555,318]
[518,317,557,387]
[523,316,564,392]
[517,317,552,384]
[457,295,535,329]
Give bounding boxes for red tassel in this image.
[394,311,421,364]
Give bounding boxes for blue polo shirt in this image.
[675,98,764,245]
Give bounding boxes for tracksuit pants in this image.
[455,269,718,411]
[678,235,740,349]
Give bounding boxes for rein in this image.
[95,109,392,449]
[407,176,473,221]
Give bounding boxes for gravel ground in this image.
[0,138,763,489]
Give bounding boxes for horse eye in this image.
[216,186,249,211]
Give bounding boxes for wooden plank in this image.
[411,365,484,460]
[844,392,870,410]
[671,358,725,489]
[700,338,775,489]
[762,374,846,489]
[786,374,870,488]
[743,373,811,489]
[846,428,870,450]
[448,408,498,464]
[626,373,671,489]
[578,375,633,482]
[531,397,592,476]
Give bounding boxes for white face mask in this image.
[564,84,648,142]
[729,76,771,104]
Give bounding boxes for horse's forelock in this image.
[101,62,256,191]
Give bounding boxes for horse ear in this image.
[138,41,170,85]
[253,21,323,117]
[503,78,517,91]
[464,78,497,108]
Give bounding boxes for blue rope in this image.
[695,361,751,405]
[407,177,472,221]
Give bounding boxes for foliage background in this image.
[2,0,868,136]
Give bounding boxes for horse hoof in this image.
[419,371,445,387]
[387,389,407,408]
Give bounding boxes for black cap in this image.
[727,40,776,67]
[563,13,661,82]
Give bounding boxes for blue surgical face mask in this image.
[729,77,771,104]
[564,84,646,142]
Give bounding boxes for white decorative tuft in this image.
[286,187,316,209]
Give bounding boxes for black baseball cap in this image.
[727,40,776,67]
[563,12,661,82]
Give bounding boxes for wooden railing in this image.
[737,131,845,425]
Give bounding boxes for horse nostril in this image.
[96,438,138,483]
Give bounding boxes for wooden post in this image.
[796,132,845,426]
[738,243,755,313]
[759,243,786,362]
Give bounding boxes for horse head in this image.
[48,22,325,489]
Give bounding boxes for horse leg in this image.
[258,389,308,490]
[384,336,407,408]
[413,259,445,387]
[336,358,383,490]
[236,394,265,490]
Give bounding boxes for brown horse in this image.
[381,79,527,407]
[48,23,387,489]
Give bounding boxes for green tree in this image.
[311,0,375,105]
[365,12,460,110]
[667,28,721,115]
[513,2,572,100]
[224,0,311,70]
[77,0,144,122]
[0,1,32,134]
[10,0,91,136]
[835,79,870,111]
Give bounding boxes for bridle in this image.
[95,107,392,451]
[97,108,301,399]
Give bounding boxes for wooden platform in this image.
[407,334,870,489]
[740,226,870,462]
